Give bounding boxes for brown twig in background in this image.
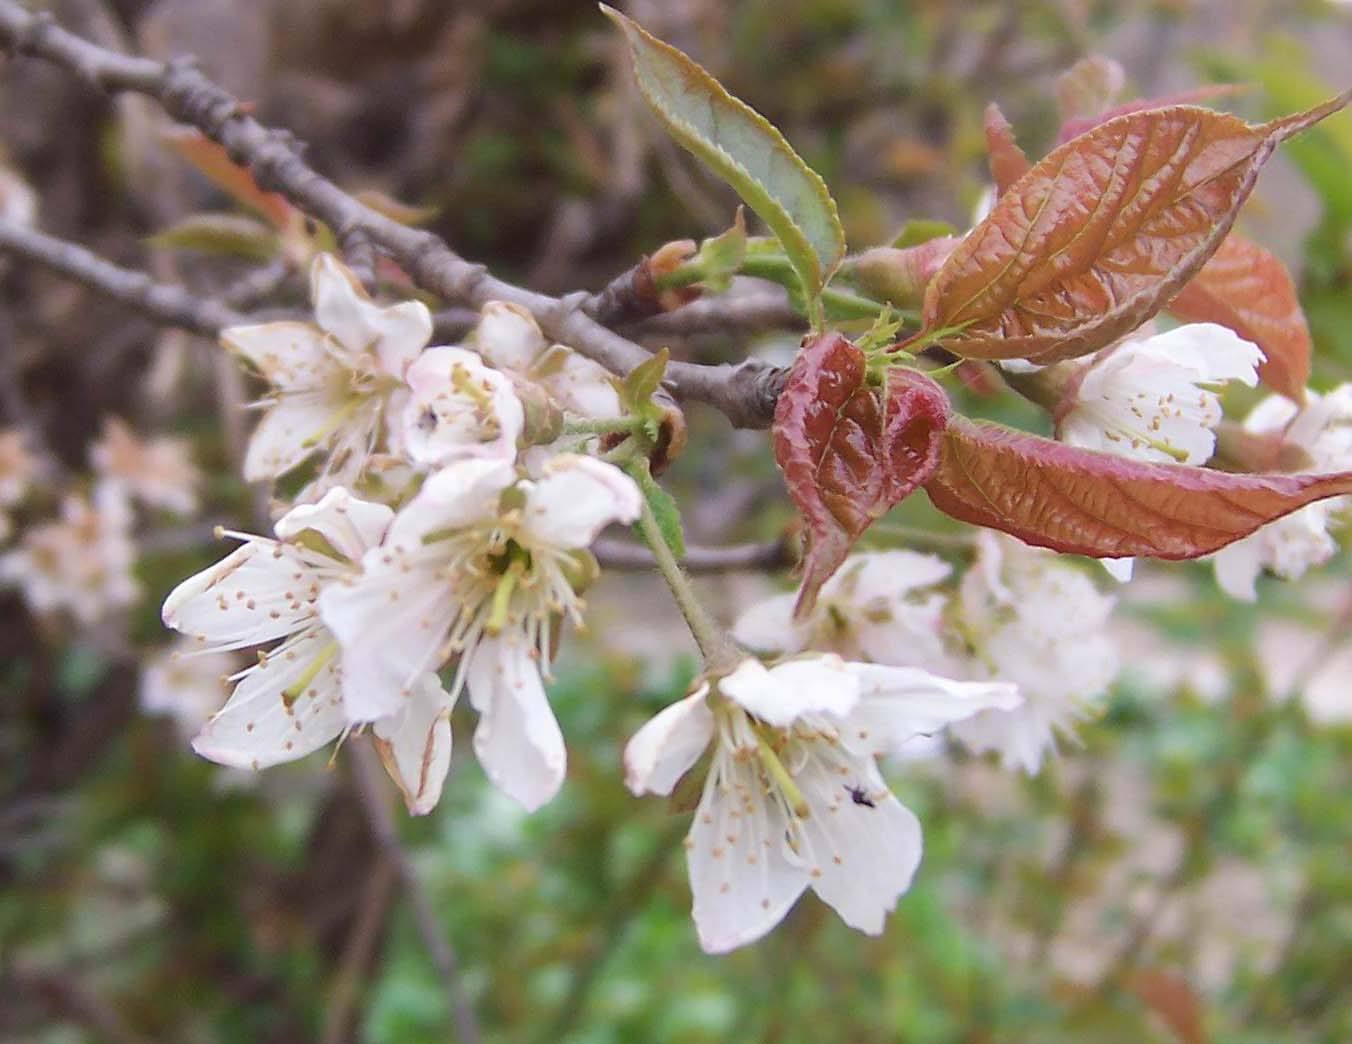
[0,220,244,334]
[349,739,481,1044]
[629,287,802,337]
[593,536,794,573]
[0,1,785,428]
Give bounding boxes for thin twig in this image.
[0,219,243,334]
[0,2,785,428]
[593,535,793,573]
[629,288,802,337]
[321,855,399,1044]
[350,739,481,1044]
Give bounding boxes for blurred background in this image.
[2,1,1351,1041]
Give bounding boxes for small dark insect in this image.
[845,784,875,808]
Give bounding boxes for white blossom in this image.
[948,531,1118,774]
[90,416,200,516]
[398,346,523,466]
[0,481,137,624]
[221,253,433,497]
[161,487,453,814]
[140,641,240,740]
[475,301,622,420]
[1211,384,1352,599]
[733,551,955,670]
[319,454,641,811]
[1059,323,1263,467]
[625,654,1019,953]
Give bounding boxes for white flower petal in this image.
[719,656,859,728]
[191,627,346,769]
[842,663,1021,756]
[274,487,394,562]
[475,301,548,373]
[318,546,460,721]
[310,254,431,377]
[1100,557,1135,583]
[687,751,807,953]
[518,455,642,550]
[401,346,523,466]
[793,754,923,935]
[623,687,714,796]
[373,674,455,815]
[222,321,342,390]
[951,702,1059,775]
[541,352,623,419]
[387,458,515,544]
[242,389,343,481]
[466,635,566,811]
[162,541,319,650]
[732,593,804,656]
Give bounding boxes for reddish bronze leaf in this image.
[919,92,1350,364]
[1169,233,1312,402]
[164,128,297,232]
[773,334,950,615]
[984,103,1031,196]
[924,417,1352,560]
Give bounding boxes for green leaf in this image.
[626,460,686,558]
[603,5,845,306]
[692,207,747,293]
[619,347,670,413]
[148,213,279,260]
[890,219,958,249]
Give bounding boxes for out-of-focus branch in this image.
[593,536,794,573]
[0,1,785,428]
[629,288,802,337]
[349,739,481,1044]
[0,220,243,335]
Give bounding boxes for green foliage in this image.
[604,6,846,312]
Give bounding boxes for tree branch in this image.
[350,739,481,1044]
[593,536,794,573]
[0,220,243,335]
[629,288,802,337]
[0,1,783,427]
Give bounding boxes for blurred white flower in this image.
[475,301,621,420]
[0,163,36,227]
[91,416,200,516]
[0,482,137,624]
[733,550,955,670]
[161,487,453,814]
[221,253,432,497]
[0,428,41,542]
[1060,323,1263,466]
[1211,385,1352,600]
[319,454,641,811]
[398,346,523,466]
[624,654,1019,953]
[1057,323,1263,582]
[949,531,1118,774]
[139,642,239,739]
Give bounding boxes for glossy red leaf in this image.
[1169,233,1312,402]
[924,417,1352,560]
[919,92,1350,364]
[773,334,950,615]
[983,103,1030,196]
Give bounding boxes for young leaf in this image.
[924,416,1352,561]
[891,219,958,249]
[603,6,845,302]
[1055,83,1248,146]
[983,103,1030,196]
[773,334,950,616]
[1169,233,1312,402]
[918,92,1351,365]
[163,128,297,232]
[149,213,279,260]
[627,460,686,559]
[1055,56,1126,126]
[853,238,960,309]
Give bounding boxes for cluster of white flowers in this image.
[1,415,202,624]
[1015,319,1352,594]
[163,255,640,816]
